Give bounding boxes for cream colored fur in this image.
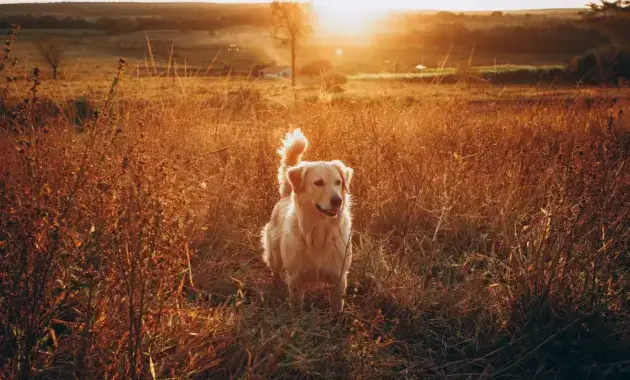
[261,129,354,312]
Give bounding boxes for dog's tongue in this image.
[317,204,338,217]
[325,207,340,217]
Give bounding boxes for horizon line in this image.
[0,1,589,12]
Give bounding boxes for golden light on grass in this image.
[2,8,630,380]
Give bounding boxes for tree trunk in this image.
[52,65,58,80]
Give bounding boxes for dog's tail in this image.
[277,129,308,197]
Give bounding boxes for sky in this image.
[0,0,588,12]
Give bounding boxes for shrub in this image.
[321,72,347,92]
[1,24,629,380]
[569,46,630,84]
[400,22,609,56]
[300,59,332,77]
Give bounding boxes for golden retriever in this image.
[261,129,354,312]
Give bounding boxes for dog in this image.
[261,129,354,312]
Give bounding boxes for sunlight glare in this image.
[312,2,383,37]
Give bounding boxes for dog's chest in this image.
[303,226,350,270]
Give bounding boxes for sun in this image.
[311,2,383,37]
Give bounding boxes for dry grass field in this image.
[1,20,630,380]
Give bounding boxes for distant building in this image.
[258,65,291,79]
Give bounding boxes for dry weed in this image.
[1,28,629,379]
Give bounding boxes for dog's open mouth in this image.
[316,204,339,217]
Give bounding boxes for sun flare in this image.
[312,2,383,37]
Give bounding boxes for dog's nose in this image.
[330,195,342,209]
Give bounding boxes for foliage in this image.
[587,0,630,14]
[387,22,609,56]
[0,12,271,35]
[0,4,621,58]
[569,46,630,84]
[435,11,462,22]
[0,24,630,380]
[321,72,347,92]
[584,1,630,47]
[300,59,332,77]
[0,24,20,79]
[270,1,313,88]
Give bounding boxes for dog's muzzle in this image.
[316,204,339,217]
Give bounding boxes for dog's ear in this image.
[331,160,353,192]
[287,165,308,193]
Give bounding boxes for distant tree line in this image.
[2,14,614,57]
[382,22,610,56]
[583,0,630,47]
[570,1,630,84]
[0,13,270,35]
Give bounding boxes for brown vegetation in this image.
[1,24,630,380]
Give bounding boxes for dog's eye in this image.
[314,179,324,187]
[335,180,342,186]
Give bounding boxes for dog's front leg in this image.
[331,273,347,312]
[287,274,305,308]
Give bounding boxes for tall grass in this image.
[1,31,629,379]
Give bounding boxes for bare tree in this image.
[270,1,312,88]
[36,42,64,80]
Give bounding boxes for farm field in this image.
[1,2,630,379]
[6,28,575,82]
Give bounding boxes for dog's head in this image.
[288,160,353,218]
